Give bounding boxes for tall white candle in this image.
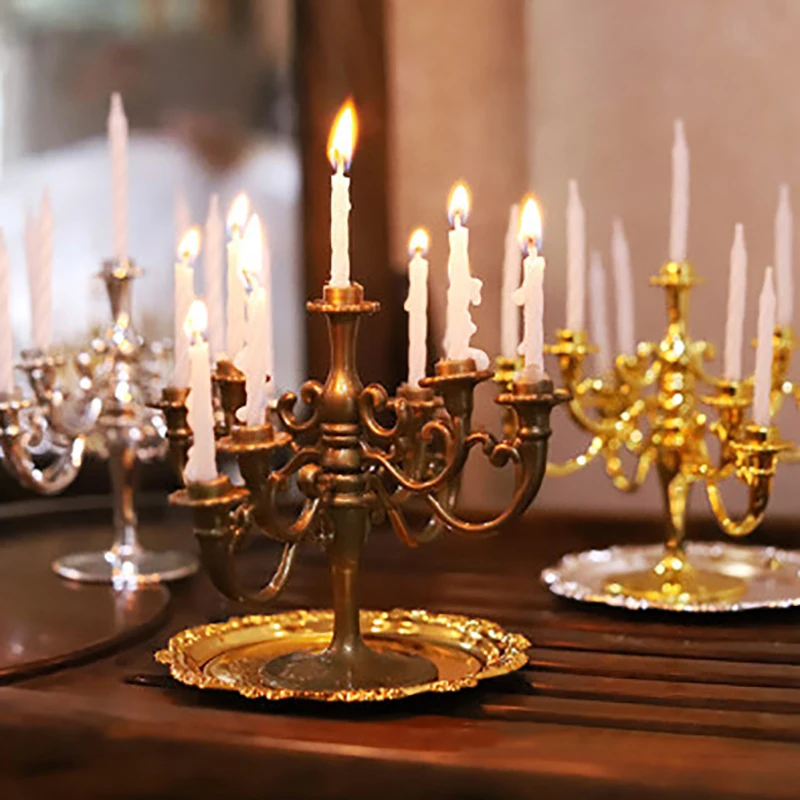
[174,227,200,387]
[774,184,793,327]
[724,224,747,381]
[405,228,430,386]
[611,218,635,355]
[566,180,586,331]
[203,194,225,358]
[328,100,357,288]
[237,216,269,426]
[501,203,521,358]
[108,92,128,263]
[444,183,488,370]
[226,193,249,359]
[34,189,53,352]
[669,119,690,263]
[260,217,275,399]
[0,230,13,393]
[514,197,545,379]
[183,300,218,483]
[589,251,612,374]
[24,213,36,345]
[753,266,776,427]
[175,189,192,253]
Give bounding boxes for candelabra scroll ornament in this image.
[0,259,199,587]
[537,260,793,611]
[166,282,567,699]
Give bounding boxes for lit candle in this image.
[501,203,521,358]
[174,227,200,387]
[566,180,585,331]
[724,224,747,381]
[513,196,546,380]
[444,183,488,370]
[203,194,225,358]
[753,266,776,427]
[405,228,430,386]
[669,119,690,263]
[327,99,357,288]
[0,229,13,394]
[589,251,612,374]
[774,184,793,327]
[34,189,53,352]
[107,92,128,264]
[260,218,275,400]
[611,218,635,355]
[237,215,269,426]
[225,193,249,358]
[175,189,192,253]
[183,300,218,483]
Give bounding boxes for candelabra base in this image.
[604,552,745,606]
[261,642,439,693]
[53,547,199,587]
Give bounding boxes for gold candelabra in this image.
[165,282,567,694]
[528,260,792,607]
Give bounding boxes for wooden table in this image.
[1,502,800,799]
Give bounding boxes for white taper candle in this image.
[753,266,776,427]
[108,92,128,263]
[775,184,793,328]
[0,230,13,393]
[589,251,612,374]
[203,194,225,358]
[501,204,521,358]
[34,189,53,352]
[724,224,747,381]
[328,101,357,288]
[611,218,635,355]
[226,193,249,359]
[405,228,430,386]
[174,228,199,387]
[566,180,586,331]
[669,119,690,263]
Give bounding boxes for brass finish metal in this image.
[536,260,792,607]
[166,282,564,696]
[155,609,531,702]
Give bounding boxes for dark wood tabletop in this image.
[1,499,800,799]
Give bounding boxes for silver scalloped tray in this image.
[542,542,800,613]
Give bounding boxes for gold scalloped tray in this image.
[155,608,530,702]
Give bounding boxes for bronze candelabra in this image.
[166,282,567,694]
[532,260,792,608]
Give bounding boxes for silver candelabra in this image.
[0,259,198,587]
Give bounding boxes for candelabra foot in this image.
[604,551,745,606]
[52,548,198,587]
[260,640,439,693]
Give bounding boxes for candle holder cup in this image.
[0,259,198,587]
[536,260,795,610]
[161,282,568,699]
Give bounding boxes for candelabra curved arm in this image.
[703,424,791,537]
[603,440,655,493]
[358,383,408,445]
[276,380,324,436]
[545,435,604,478]
[171,476,298,608]
[614,346,660,389]
[0,396,86,494]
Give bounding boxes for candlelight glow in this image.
[518,196,543,252]
[448,183,471,226]
[178,226,201,262]
[408,227,430,257]
[327,99,358,171]
[239,214,263,286]
[226,192,250,234]
[183,299,208,340]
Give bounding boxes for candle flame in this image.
[327,99,358,171]
[447,182,470,226]
[178,226,202,262]
[226,192,250,234]
[518,195,543,253]
[239,214,263,287]
[408,227,430,257]
[184,299,208,341]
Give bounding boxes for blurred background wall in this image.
[388,0,800,519]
